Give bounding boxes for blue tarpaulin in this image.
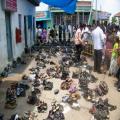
[41,0,77,14]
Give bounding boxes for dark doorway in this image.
[24,16,28,48]
[5,12,13,61]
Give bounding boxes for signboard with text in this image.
[3,0,17,12]
[36,11,51,21]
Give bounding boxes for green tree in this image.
[111,17,117,24]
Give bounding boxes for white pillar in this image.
[77,12,80,26]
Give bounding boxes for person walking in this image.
[92,22,105,74]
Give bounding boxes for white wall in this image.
[0,0,36,72]
[0,1,9,71]
[36,2,48,11]
[11,0,36,59]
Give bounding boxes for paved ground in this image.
[0,52,120,120]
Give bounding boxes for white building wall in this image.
[0,0,36,72]
[0,1,9,71]
[11,0,36,59]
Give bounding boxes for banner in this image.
[41,0,77,14]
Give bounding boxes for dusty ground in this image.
[0,52,120,120]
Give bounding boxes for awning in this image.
[40,0,77,14]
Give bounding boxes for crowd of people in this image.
[74,21,120,91]
[36,22,120,90]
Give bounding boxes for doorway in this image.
[24,16,28,48]
[5,12,13,61]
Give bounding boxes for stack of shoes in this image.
[12,60,17,68]
[0,64,12,77]
[32,79,40,87]
[83,88,94,102]
[22,111,37,120]
[43,80,53,90]
[27,92,38,105]
[16,57,26,65]
[9,114,21,120]
[72,72,79,79]
[16,82,29,97]
[79,77,88,91]
[36,62,46,69]
[37,101,47,113]
[89,98,117,120]
[44,101,65,120]
[62,92,81,105]
[69,91,81,103]
[95,81,108,96]
[5,88,17,109]
[61,79,73,90]
[32,87,41,95]
[46,67,56,78]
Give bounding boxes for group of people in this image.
[37,27,47,43]
[36,24,76,44]
[36,22,120,80]
[74,22,120,78]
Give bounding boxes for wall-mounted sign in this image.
[36,11,51,21]
[36,12,47,19]
[3,0,17,12]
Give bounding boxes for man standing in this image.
[92,22,105,74]
[74,25,83,62]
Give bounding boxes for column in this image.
[77,12,80,26]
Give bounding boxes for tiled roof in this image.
[115,12,120,17]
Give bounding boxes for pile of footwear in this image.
[37,101,47,113]
[22,111,38,120]
[95,81,108,96]
[1,56,27,78]
[61,79,73,90]
[16,82,30,97]
[43,79,53,90]
[27,92,39,105]
[89,98,117,120]
[78,70,98,102]
[61,66,69,80]
[44,101,65,120]
[5,87,17,109]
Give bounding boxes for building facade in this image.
[0,0,39,72]
[50,1,93,26]
[36,11,52,29]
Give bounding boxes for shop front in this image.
[36,11,52,29]
[50,1,93,26]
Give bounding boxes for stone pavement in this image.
[0,50,120,120]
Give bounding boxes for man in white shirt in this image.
[92,22,105,73]
[74,26,83,61]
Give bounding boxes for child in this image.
[109,36,119,76]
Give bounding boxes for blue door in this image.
[5,12,13,61]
